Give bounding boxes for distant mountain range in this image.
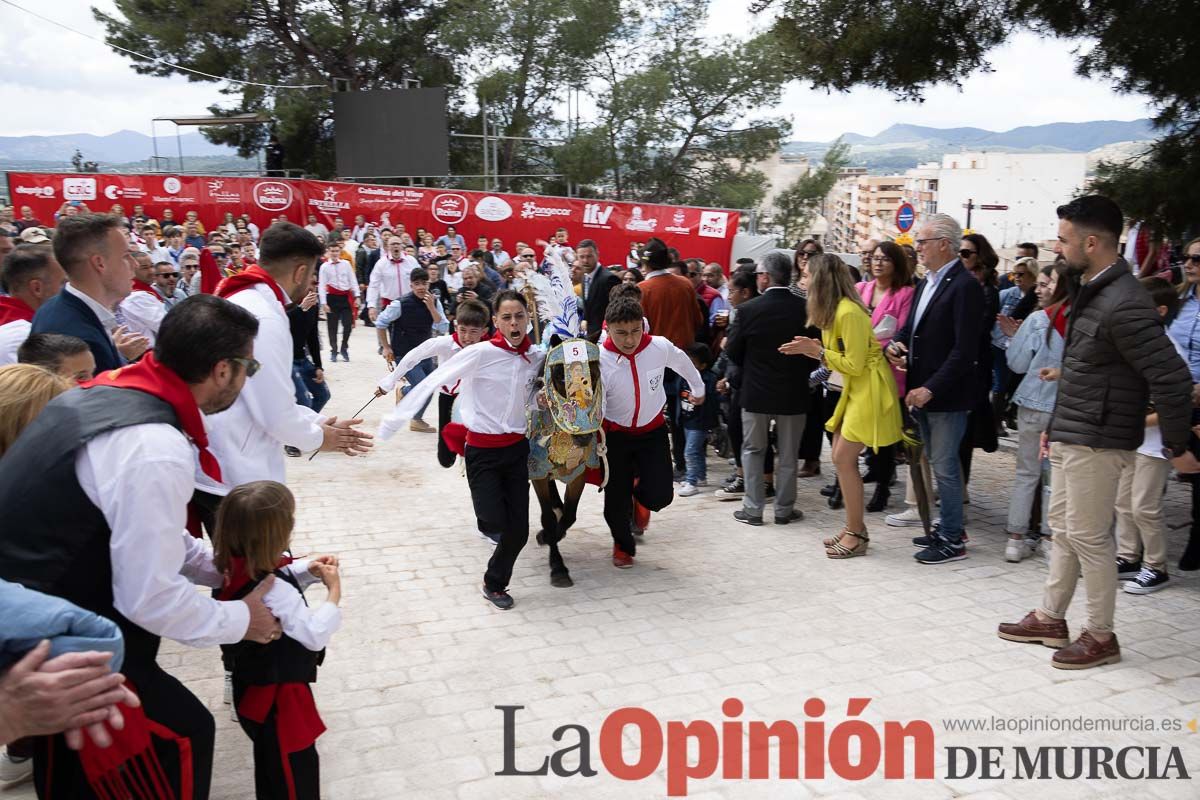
[0,129,241,165]
[785,118,1157,170]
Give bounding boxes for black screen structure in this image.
[333,88,450,178]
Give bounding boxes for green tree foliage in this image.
[773,139,849,244]
[555,2,792,209]
[94,0,463,178]
[759,0,1200,235]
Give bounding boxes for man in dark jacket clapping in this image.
[998,195,1198,670]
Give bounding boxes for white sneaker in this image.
[678,482,700,497]
[886,506,926,527]
[1005,538,1033,563]
[1039,538,1053,562]
[0,749,32,786]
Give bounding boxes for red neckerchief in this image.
[489,330,532,361]
[1048,301,1069,339]
[216,553,295,601]
[216,264,289,310]
[199,247,222,295]
[84,352,223,483]
[130,279,158,297]
[0,295,35,326]
[602,331,653,359]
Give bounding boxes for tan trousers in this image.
[1040,443,1134,634]
[1115,452,1170,572]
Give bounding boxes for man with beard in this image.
[0,295,284,799]
[998,195,1196,669]
[208,222,372,493]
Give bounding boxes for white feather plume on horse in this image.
[525,245,581,343]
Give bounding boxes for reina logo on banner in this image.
[253,181,294,212]
[699,211,729,239]
[433,193,468,224]
[583,203,614,228]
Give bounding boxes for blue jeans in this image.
[991,345,1009,394]
[403,358,434,420]
[684,427,708,485]
[912,409,969,541]
[292,358,331,413]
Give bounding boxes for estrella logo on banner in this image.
[432,193,468,224]
[252,181,293,212]
[308,185,350,214]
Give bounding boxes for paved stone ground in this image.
[7,325,1200,799]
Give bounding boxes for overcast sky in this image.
[0,0,1155,142]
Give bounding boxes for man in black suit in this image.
[31,213,148,374]
[887,213,984,564]
[724,251,818,525]
[577,239,620,342]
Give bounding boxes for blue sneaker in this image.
[914,537,967,564]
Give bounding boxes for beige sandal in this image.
[826,529,869,559]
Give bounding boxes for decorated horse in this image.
[521,250,607,588]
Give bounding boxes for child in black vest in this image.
[214,481,342,800]
[375,266,449,432]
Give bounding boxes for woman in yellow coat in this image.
[780,253,903,557]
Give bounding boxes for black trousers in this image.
[664,371,686,471]
[33,653,215,800]
[467,439,530,592]
[326,294,352,353]
[603,425,675,556]
[727,390,744,469]
[798,385,826,461]
[437,392,456,468]
[233,682,320,800]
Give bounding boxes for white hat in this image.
[19,227,49,244]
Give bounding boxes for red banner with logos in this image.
[6,172,740,266]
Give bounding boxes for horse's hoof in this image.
[550,572,574,588]
[536,531,546,546]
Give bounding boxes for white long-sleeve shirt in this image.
[204,284,325,490]
[600,334,704,431]
[367,254,418,309]
[262,559,341,651]
[378,333,463,393]
[318,258,357,306]
[119,289,166,347]
[77,422,250,648]
[379,339,544,440]
[0,318,31,365]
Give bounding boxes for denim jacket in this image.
[991,285,1023,350]
[0,579,124,672]
[1167,290,1200,382]
[1007,309,1064,413]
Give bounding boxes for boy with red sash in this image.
[380,290,545,609]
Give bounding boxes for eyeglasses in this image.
[1185,255,1200,264]
[1010,271,1028,278]
[519,254,536,260]
[959,249,978,259]
[801,250,818,257]
[212,252,228,259]
[915,237,947,247]
[870,256,891,263]
[228,356,261,377]
[158,272,180,278]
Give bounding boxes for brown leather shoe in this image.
[798,460,821,478]
[1051,631,1121,670]
[997,611,1070,648]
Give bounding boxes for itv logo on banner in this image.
[583,203,614,227]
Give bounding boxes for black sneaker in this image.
[1116,558,1142,581]
[764,484,776,498]
[915,538,967,564]
[775,510,804,525]
[329,350,338,363]
[819,483,837,497]
[714,477,744,500]
[733,509,763,526]
[478,530,502,546]
[1123,566,1169,594]
[673,468,686,482]
[341,350,350,362]
[721,473,739,487]
[284,445,302,458]
[912,523,959,549]
[481,585,514,610]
